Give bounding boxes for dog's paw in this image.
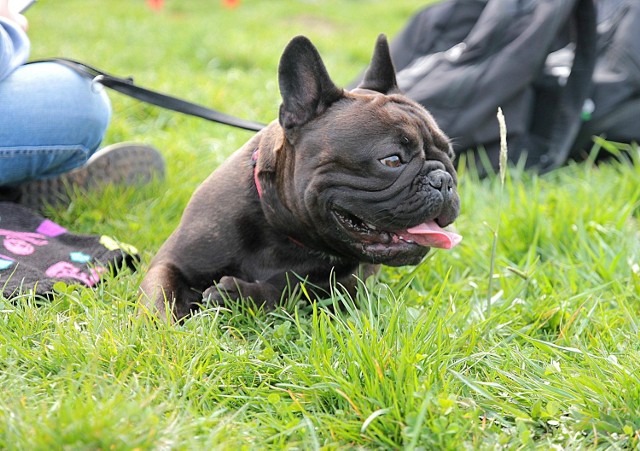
[202,277,283,310]
[202,276,242,307]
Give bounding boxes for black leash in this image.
[30,58,267,132]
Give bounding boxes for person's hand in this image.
[0,0,29,32]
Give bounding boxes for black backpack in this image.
[378,0,639,174]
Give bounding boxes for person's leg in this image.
[0,61,112,186]
[0,62,165,211]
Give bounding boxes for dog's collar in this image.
[251,147,305,249]
[251,148,262,198]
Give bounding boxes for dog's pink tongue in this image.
[403,221,462,249]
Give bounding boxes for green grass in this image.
[2,0,640,448]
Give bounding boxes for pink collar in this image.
[252,148,304,249]
[251,148,262,198]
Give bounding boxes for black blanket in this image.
[0,202,138,298]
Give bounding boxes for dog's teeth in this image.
[366,223,377,230]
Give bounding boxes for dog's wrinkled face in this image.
[270,34,460,266]
[291,93,460,265]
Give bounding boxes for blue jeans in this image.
[0,62,111,186]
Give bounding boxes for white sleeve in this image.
[0,17,31,81]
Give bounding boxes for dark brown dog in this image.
[140,34,461,321]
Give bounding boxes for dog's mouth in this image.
[332,208,462,250]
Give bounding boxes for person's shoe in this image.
[17,142,165,211]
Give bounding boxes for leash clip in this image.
[93,74,135,86]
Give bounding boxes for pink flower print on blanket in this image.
[0,230,48,256]
[45,261,106,287]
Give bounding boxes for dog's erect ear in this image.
[357,34,400,94]
[278,36,344,132]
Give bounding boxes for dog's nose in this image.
[426,169,454,196]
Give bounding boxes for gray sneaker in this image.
[18,142,165,211]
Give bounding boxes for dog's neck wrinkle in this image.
[253,144,316,251]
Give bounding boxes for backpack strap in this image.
[538,0,597,172]
[28,58,267,132]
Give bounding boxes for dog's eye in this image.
[379,155,402,168]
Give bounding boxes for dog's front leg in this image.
[139,262,202,322]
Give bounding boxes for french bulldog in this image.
[140,34,461,321]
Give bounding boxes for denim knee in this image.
[0,62,112,184]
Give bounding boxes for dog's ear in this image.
[278,36,344,132]
[357,34,400,94]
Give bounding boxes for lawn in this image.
[1,0,640,449]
